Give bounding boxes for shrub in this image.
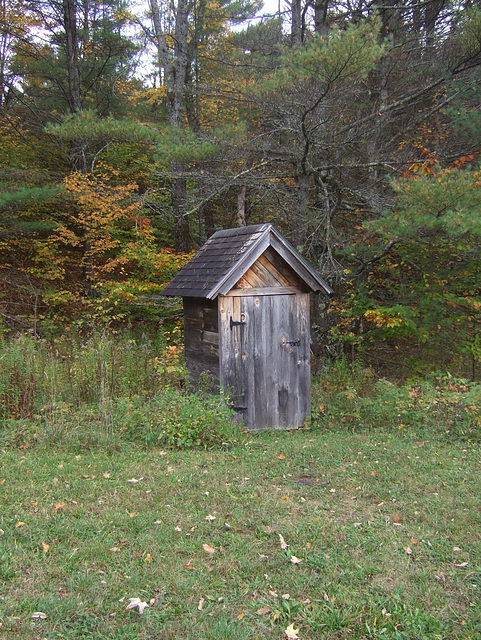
[114,389,237,449]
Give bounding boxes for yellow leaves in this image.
[364,309,403,329]
[42,542,50,554]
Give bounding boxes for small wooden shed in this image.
[161,224,332,430]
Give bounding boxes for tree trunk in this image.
[291,168,310,248]
[237,185,247,227]
[62,0,82,113]
[149,0,191,251]
[314,0,329,36]
[172,160,190,251]
[291,0,302,46]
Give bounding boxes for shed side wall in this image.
[183,297,220,390]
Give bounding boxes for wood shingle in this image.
[161,223,333,298]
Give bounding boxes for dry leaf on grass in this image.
[126,477,143,484]
[32,612,47,620]
[278,533,289,550]
[285,623,300,639]
[256,606,271,615]
[126,597,149,614]
[290,555,302,564]
[202,543,215,555]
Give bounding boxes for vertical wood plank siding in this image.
[219,293,311,430]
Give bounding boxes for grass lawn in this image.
[1,426,480,639]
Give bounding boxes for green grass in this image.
[1,427,480,639]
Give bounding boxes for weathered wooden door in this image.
[219,293,311,430]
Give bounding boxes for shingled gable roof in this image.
[161,223,333,299]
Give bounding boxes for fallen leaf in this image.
[31,612,47,620]
[202,543,215,555]
[393,514,403,523]
[54,502,65,512]
[126,597,149,614]
[237,609,245,621]
[198,597,205,611]
[285,623,300,639]
[281,494,289,501]
[306,542,311,549]
[269,590,278,597]
[144,553,153,563]
[31,500,38,507]
[103,472,110,478]
[256,606,271,615]
[129,511,138,518]
[453,546,461,552]
[205,514,216,521]
[126,477,143,484]
[16,521,25,528]
[278,454,286,460]
[404,546,413,555]
[110,547,121,552]
[154,520,162,525]
[42,542,50,554]
[183,560,194,570]
[174,526,182,532]
[455,562,469,567]
[290,555,302,564]
[0,479,5,485]
[278,533,289,550]
[323,593,330,602]
[281,593,291,600]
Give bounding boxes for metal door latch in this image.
[286,339,300,346]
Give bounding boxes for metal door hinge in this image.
[230,316,246,330]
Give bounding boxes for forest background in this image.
[1,0,481,380]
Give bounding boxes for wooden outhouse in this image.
[161,224,332,430]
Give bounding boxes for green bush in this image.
[114,389,237,449]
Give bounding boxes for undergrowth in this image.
[1,334,480,453]
[312,359,481,440]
